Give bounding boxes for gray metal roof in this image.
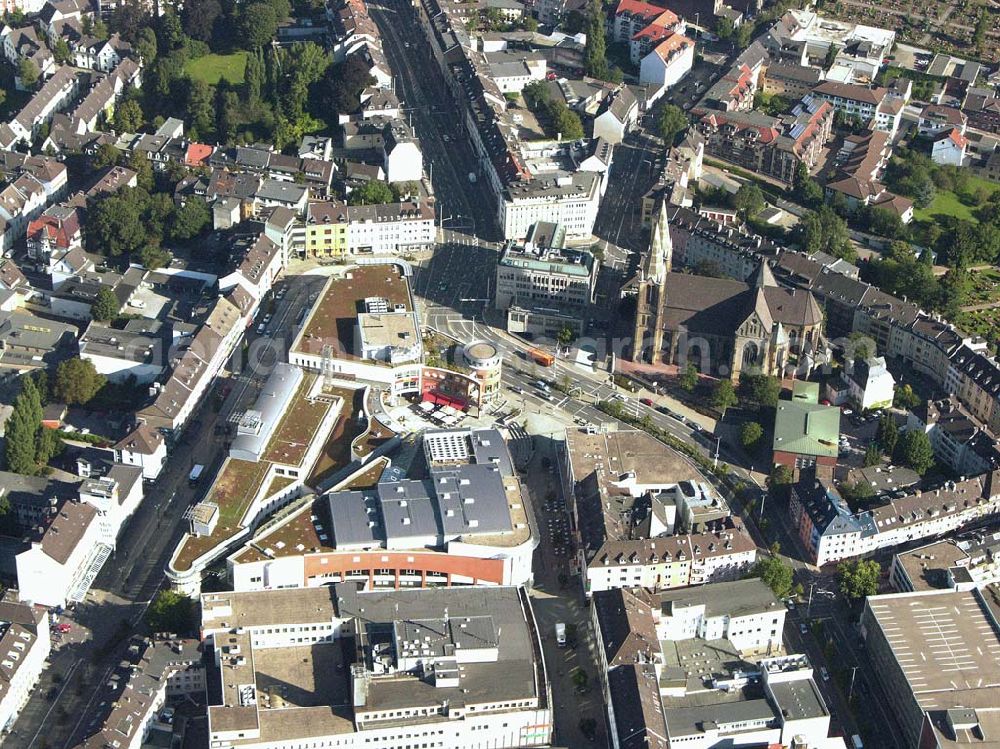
[378,479,440,545]
[469,428,514,476]
[433,463,513,537]
[229,363,303,463]
[328,490,381,548]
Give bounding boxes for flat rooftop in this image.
[231,498,335,565]
[204,585,544,744]
[260,375,335,466]
[292,266,413,360]
[566,428,703,491]
[893,539,971,592]
[659,578,782,620]
[866,589,1000,713]
[172,458,272,572]
[768,678,828,721]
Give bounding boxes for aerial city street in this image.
[0,0,998,746]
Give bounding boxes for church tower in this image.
[632,201,672,363]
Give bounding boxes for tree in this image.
[155,10,185,52]
[657,104,687,145]
[553,104,584,140]
[91,286,121,322]
[792,162,823,207]
[185,78,215,139]
[183,0,222,41]
[53,358,107,406]
[90,143,121,171]
[747,555,793,599]
[51,37,71,64]
[863,443,882,467]
[349,180,395,205]
[239,2,278,49]
[733,184,766,221]
[113,98,144,132]
[797,205,855,261]
[837,559,880,601]
[894,384,921,410]
[824,44,840,70]
[556,325,576,350]
[17,58,38,88]
[169,200,210,241]
[325,54,376,115]
[769,464,793,491]
[146,590,196,635]
[679,362,698,391]
[876,414,898,455]
[740,373,780,408]
[897,429,934,475]
[584,0,607,79]
[712,379,738,414]
[973,8,990,56]
[839,479,875,503]
[135,27,158,63]
[87,190,147,258]
[740,421,764,450]
[5,377,43,475]
[715,16,734,39]
[733,22,753,50]
[244,49,265,103]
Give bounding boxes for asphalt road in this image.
[369,0,500,239]
[7,274,323,749]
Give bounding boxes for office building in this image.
[201,584,552,748]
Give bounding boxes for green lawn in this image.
[184,52,248,85]
[913,176,1000,223]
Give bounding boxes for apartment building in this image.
[16,457,143,607]
[0,597,50,733]
[890,532,1000,593]
[638,32,695,94]
[811,80,902,134]
[695,96,833,186]
[500,167,604,241]
[907,397,1000,477]
[74,636,205,749]
[558,428,755,597]
[200,584,553,748]
[761,61,823,99]
[137,291,248,434]
[304,199,435,257]
[790,471,1000,566]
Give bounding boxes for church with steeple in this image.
[628,201,824,379]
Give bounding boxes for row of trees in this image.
[4,361,107,475]
[749,540,881,602]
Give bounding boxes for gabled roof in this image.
[114,423,164,455]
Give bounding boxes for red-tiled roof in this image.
[652,32,693,62]
[615,0,666,21]
[185,142,213,167]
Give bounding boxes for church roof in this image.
[659,273,822,335]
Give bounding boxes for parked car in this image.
[640,397,654,407]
